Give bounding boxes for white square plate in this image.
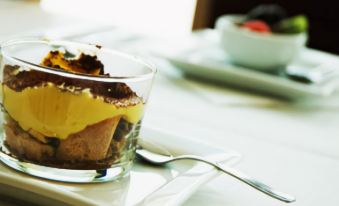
[161,30,339,100]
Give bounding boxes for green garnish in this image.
[273,15,308,34]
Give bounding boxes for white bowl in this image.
[215,15,308,71]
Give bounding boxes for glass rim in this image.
[0,37,156,83]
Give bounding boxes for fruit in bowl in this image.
[216,5,308,71]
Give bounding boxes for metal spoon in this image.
[136,148,295,203]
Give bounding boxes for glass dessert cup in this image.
[0,38,156,183]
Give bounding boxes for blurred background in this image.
[193,0,339,54]
[1,0,335,100]
[36,0,339,54]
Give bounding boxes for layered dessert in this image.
[1,50,144,169]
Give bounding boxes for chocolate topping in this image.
[3,63,141,106]
[42,50,104,75]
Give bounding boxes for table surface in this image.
[1,1,339,206]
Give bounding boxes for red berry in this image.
[241,20,271,33]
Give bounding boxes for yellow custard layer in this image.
[2,84,144,139]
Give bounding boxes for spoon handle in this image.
[173,155,295,203]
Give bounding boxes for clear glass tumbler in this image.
[0,38,156,183]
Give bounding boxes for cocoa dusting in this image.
[2,65,141,106]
